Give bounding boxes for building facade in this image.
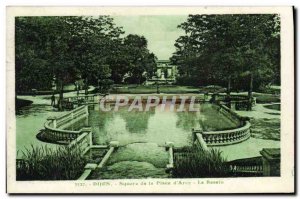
[146,60,177,85]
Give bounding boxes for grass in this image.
[264,104,280,111]
[253,93,280,103]
[172,146,229,178]
[250,118,280,141]
[16,145,87,181]
[111,85,199,94]
[110,85,281,104]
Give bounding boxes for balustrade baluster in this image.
[206,135,210,144]
[226,134,229,142]
[215,135,219,143]
[237,132,241,140]
[221,134,225,143]
[203,136,207,142]
[211,135,216,144]
[219,135,223,143]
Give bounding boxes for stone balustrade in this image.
[201,121,251,146]
[214,94,256,110]
[193,103,251,146]
[66,94,97,106]
[42,105,89,143]
[230,165,263,173]
[226,149,280,177]
[68,127,93,155]
[227,156,263,176]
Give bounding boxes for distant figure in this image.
[51,94,56,106]
[209,93,216,103]
[32,89,37,97]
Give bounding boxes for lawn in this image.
[250,118,280,141]
[253,93,280,103]
[110,85,281,104]
[111,85,199,94]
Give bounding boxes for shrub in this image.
[172,146,229,178]
[16,145,87,181]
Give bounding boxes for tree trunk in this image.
[58,80,64,111]
[248,73,253,111]
[137,76,141,85]
[85,78,88,95]
[227,76,231,96]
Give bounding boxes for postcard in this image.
[6,6,294,193]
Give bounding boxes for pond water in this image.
[87,103,238,147]
[85,102,241,179]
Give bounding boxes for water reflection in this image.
[88,103,234,147]
[175,110,201,131]
[118,103,155,134]
[88,105,114,145]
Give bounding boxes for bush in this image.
[176,76,201,86]
[173,146,229,178]
[16,145,87,181]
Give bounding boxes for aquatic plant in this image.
[16,145,87,180]
[172,146,230,178]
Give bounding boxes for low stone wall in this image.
[68,127,93,155]
[260,148,280,176]
[193,121,251,146]
[42,105,89,143]
[66,94,98,106]
[214,94,256,110]
[227,156,263,176]
[212,103,242,126]
[193,104,251,146]
[226,148,280,177]
[77,141,119,180]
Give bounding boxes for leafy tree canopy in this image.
[15,16,157,95]
[171,14,280,91]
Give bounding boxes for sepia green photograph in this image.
[6,6,294,194]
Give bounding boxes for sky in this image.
[113,15,188,60]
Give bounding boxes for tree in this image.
[121,34,157,84]
[16,16,125,110]
[171,14,280,98]
[16,17,158,111]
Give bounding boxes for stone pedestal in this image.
[260,148,280,176]
[47,116,57,128]
[80,127,93,151]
